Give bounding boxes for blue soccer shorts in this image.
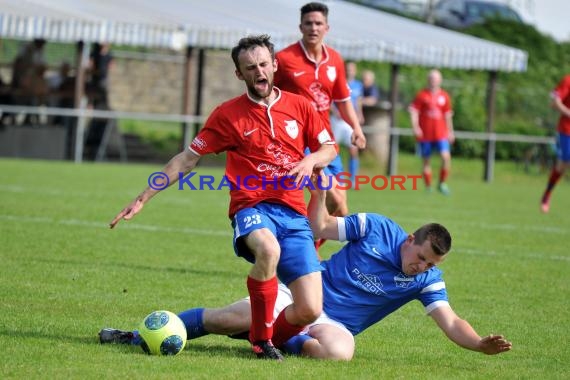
[556,132,570,162]
[232,202,322,286]
[418,140,450,158]
[323,154,344,176]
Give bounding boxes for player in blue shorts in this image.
[409,70,455,195]
[100,174,512,360]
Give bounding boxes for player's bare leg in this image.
[244,228,284,360]
[541,160,568,213]
[271,272,322,348]
[202,300,251,335]
[422,157,433,193]
[438,151,451,195]
[300,324,355,360]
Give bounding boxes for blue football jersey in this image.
[321,213,449,336]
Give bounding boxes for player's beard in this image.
[247,79,273,100]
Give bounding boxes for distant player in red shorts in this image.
[409,69,455,195]
[540,74,570,213]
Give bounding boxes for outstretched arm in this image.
[288,144,336,186]
[307,172,340,240]
[429,305,512,355]
[109,149,201,228]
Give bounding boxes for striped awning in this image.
[0,0,528,72]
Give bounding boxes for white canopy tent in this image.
[0,0,527,71]
[0,0,528,178]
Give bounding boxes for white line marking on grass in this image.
[0,215,232,236]
[397,217,567,235]
[0,184,225,207]
[3,214,568,262]
[459,247,570,262]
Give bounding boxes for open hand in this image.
[109,198,144,228]
[478,334,512,355]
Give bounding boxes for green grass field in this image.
[1,155,569,379]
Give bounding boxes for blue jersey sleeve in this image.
[417,270,449,314]
[338,213,368,241]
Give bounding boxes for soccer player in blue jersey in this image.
[100,174,512,360]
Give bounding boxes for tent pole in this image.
[181,46,193,150]
[73,41,86,163]
[484,70,498,182]
[192,48,205,143]
[387,63,400,176]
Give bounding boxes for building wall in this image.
[108,49,243,117]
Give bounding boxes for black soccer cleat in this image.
[98,328,134,345]
[251,340,284,361]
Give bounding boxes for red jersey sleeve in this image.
[409,92,422,112]
[330,52,350,102]
[189,106,237,155]
[553,75,570,134]
[553,75,570,102]
[442,90,452,115]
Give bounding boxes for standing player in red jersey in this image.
[109,35,337,360]
[274,2,366,250]
[409,69,455,195]
[540,74,570,213]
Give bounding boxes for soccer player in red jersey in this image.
[109,35,337,360]
[274,2,366,249]
[540,74,570,213]
[409,69,455,195]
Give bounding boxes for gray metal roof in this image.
[0,0,527,72]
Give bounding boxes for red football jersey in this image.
[189,88,334,218]
[552,75,570,134]
[409,88,453,142]
[275,41,350,129]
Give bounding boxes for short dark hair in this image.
[300,2,329,20]
[231,34,275,70]
[413,223,452,256]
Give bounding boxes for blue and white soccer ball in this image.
[139,310,187,356]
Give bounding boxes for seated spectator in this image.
[361,69,380,107]
[86,42,114,110]
[0,74,13,125]
[10,38,48,124]
[47,61,75,111]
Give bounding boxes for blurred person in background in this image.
[540,74,570,213]
[409,69,455,195]
[330,61,364,183]
[274,1,366,251]
[361,69,379,107]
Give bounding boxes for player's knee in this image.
[326,346,354,361]
[250,239,280,265]
[326,338,355,360]
[293,303,322,325]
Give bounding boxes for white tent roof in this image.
[0,0,527,72]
